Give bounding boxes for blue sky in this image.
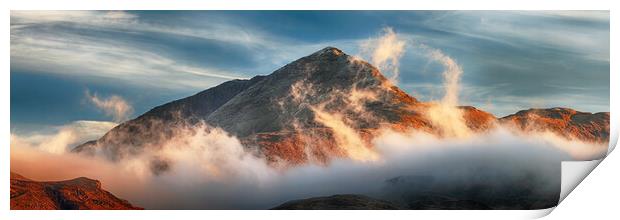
[10,11,609,133]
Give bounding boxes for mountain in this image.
[73,47,493,166]
[500,107,610,143]
[72,47,609,170]
[73,75,266,160]
[10,172,141,210]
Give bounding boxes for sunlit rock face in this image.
[205,47,441,165]
[10,172,141,210]
[500,107,610,143]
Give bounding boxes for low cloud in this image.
[85,91,133,122]
[10,120,117,154]
[10,121,607,209]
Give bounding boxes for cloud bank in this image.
[10,120,607,209]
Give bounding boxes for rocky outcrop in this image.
[10,172,141,210]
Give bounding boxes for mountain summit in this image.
[73,47,609,170]
[74,46,440,165]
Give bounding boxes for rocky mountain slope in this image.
[10,172,141,210]
[73,47,494,165]
[500,107,609,143]
[72,47,609,170]
[73,75,266,160]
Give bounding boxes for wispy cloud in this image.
[359,27,406,82]
[10,11,269,47]
[420,11,609,62]
[11,11,258,90]
[85,91,133,122]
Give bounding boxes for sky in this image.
[10,11,610,133]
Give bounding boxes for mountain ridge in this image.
[500,107,609,143]
[72,46,610,170]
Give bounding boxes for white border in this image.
[1,0,616,219]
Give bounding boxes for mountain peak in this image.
[311,46,344,57]
[273,46,380,82]
[76,47,426,166]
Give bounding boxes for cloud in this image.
[10,121,277,209]
[10,27,246,90]
[359,27,407,82]
[11,11,137,26]
[423,11,609,62]
[515,11,610,23]
[310,104,379,162]
[411,44,470,138]
[10,118,608,209]
[391,11,608,117]
[10,120,117,154]
[288,80,380,163]
[11,11,263,49]
[425,47,463,106]
[10,11,259,91]
[85,91,133,122]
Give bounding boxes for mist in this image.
[10,120,607,209]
